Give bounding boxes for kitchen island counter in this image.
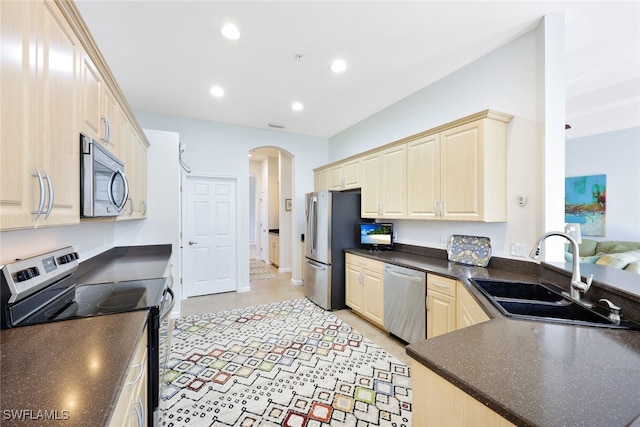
[407,317,640,427]
[345,248,640,426]
[0,311,148,426]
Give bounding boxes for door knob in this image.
[188,241,198,245]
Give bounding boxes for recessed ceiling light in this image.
[220,23,240,40]
[210,86,224,97]
[292,102,304,111]
[330,59,347,73]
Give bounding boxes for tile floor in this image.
[180,260,413,365]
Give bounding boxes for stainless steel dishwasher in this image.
[383,263,426,343]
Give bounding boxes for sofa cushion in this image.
[595,241,640,254]
[595,250,640,270]
[578,239,598,256]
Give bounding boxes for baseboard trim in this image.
[290,279,303,286]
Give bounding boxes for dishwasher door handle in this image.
[384,267,424,282]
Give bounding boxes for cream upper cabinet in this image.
[1,0,33,230]
[328,158,361,190]
[361,145,406,219]
[407,134,440,219]
[314,168,328,192]
[345,254,385,328]
[318,110,512,223]
[342,158,361,189]
[118,123,148,220]
[328,164,344,190]
[408,113,511,222]
[360,153,381,217]
[440,116,509,221]
[0,0,80,230]
[79,50,102,141]
[101,85,120,155]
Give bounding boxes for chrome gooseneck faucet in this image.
[530,231,594,305]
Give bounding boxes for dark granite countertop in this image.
[76,244,172,285]
[346,247,640,427]
[0,311,148,426]
[0,244,173,426]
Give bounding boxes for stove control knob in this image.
[16,267,40,282]
[58,253,79,265]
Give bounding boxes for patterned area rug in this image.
[250,259,276,281]
[159,299,412,427]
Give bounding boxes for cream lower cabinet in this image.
[426,275,457,338]
[427,274,489,338]
[109,327,148,427]
[345,254,385,328]
[412,360,515,427]
[0,0,80,230]
[269,233,280,267]
[457,282,491,328]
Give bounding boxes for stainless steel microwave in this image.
[80,134,129,217]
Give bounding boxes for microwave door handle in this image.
[107,169,129,212]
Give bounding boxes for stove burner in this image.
[66,290,104,304]
[44,302,91,318]
[112,282,151,292]
[97,292,147,310]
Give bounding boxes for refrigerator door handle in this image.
[305,259,328,270]
[310,196,318,255]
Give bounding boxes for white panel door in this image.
[184,176,237,297]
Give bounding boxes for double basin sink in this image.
[469,279,640,330]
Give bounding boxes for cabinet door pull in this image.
[132,396,144,427]
[426,294,430,311]
[431,282,450,290]
[128,362,144,386]
[31,169,45,220]
[43,171,54,220]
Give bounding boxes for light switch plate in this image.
[511,243,527,257]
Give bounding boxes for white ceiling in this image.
[75,1,640,140]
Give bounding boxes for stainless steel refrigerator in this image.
[304,190,361,310]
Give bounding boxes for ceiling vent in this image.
[268,122,286,129]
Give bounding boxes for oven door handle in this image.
[160,287,175,321]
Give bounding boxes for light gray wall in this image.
[566,127,640,241]
[327,19,565,259]
[132,112,328,284]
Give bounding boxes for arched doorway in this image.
[248,146,294,275]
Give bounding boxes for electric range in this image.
[0,246,174,426]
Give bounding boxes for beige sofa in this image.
[565,239,640,274]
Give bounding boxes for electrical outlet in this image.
[510,243,527,257]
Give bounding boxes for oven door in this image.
[153,287,175,423]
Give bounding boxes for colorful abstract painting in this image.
[565,174,606,236]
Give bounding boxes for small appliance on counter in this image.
[359,222,394,251]
[304,190,361,310]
